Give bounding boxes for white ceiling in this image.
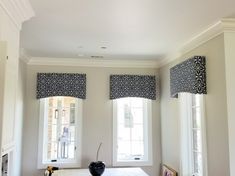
[21,0,235,60]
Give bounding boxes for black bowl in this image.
[89,161,105,176]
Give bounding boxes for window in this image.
[38,96,82,168]
[113,97,152,166]
[179,93,208,176]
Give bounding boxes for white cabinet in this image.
[1,41,17,152]
[0,39,18,153]
[0,1,34,176]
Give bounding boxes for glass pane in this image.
[47,124,57,142]
[69,126,76,142]
[118,123,131,141]
[124,104,133,128]
[192,107,201,128]
[48,97,58,108]
[132,108,143,124]
[58,140,69,159]
[116,97,146,161]
[47,142,58,161]
[132,124,143,141]
[193,130,202,152]
[117,141,131,160]
[70,106,76,124]
[68,142,76,159]
[131,141,144,157]
[63,97,76,108]
[46,96,77,161]
[48,108,59,125]
[61,109,69,125]
[130,98,143,108]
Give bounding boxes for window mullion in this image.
[56,99,62,160]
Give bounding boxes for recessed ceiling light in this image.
[91,55,104,59]
[101,46,107,49]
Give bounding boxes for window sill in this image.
[113,160,152,167]
[37,162,81,169]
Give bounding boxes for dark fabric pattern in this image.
[170,56,207,98]
[37,73,86,99]
[110,75,156,100]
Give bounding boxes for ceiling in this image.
[21,0,235,60]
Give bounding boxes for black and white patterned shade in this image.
[37,73,86,99]
[170,56,207,98]
[110,75,156,100]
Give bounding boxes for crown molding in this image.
[20,17,235,68]
[19,48,31,63]
[221,18,235,32]
[159,18,235,67]
[28,57,160,68]
[179,20,223,55]
[0,0,34,29]
[158,51,181,68]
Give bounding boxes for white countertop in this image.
[52,167,149,176]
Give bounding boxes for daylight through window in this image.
[113,97,152,166]
[38,96,82,168]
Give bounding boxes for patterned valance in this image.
[110,75,156,100]
[37,73,86,99]
[170,56,207,98]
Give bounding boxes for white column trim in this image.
[0,0,34,29]
[27,57,160,68]
[19,48,31,63]
[158,18,235,67]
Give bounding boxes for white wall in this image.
[224,32,235,176]
[22,65,162,176]
[160,34,230,176]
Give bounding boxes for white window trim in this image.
[179,93,208,176]
[37,97,83,169]
[112,98,153,167]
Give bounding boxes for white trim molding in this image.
[159,18,235,67]
[0,0,34,29]
[112,98,153,167]
[28,57,160,68]
[37,98,83,169]
[19,48,31,63]
[21,18,235,68]
[179,93,208,176]
[1,141,15,155]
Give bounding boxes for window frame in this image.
[37,97,83,169]
[112,97,153,167]
[179,93,208,176]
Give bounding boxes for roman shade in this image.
[36,73,86,99]
[110,75,156,100]
[170,56,207,98]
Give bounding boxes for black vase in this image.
[89,161,105,176]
